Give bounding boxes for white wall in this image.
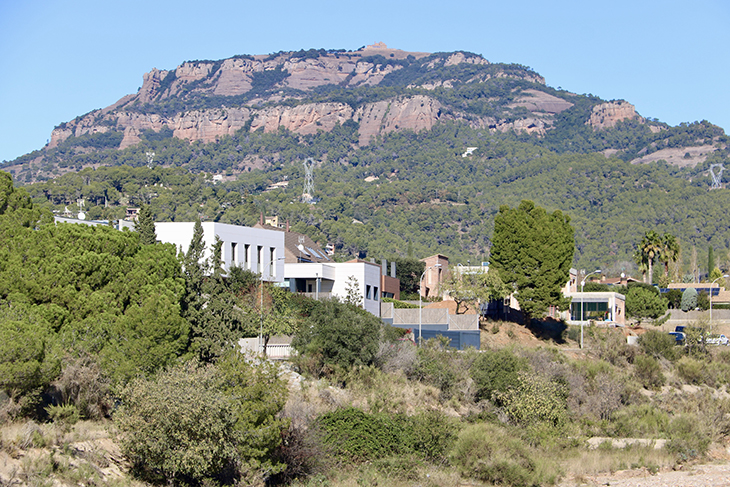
[155,222,285,282]
[332,261,382,317]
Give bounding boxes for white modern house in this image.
[155,221,385,317]
[284,259,383,317]
[155,222,286,283]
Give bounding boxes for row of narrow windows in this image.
[229,242,277,277]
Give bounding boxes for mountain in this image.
[2,44,729,274]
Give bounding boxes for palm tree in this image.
[635,231,663,284]
[660,233,680,280]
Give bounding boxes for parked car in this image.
[668,331,686,345]
[703,334,729,346]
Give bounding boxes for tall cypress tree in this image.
[136,205,157,245]
[708,245,715,280]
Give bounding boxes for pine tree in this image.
[490,200,574,325]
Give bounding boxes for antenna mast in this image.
[302,158,315,203]
[146,151,155,169]
[710,164,724,190]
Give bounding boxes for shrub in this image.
[374,340,417,374]
[494,372,568,428]
[471,348,528,403]
[115,356,288,485]
[50,354,111,420]
[403,410,458,463]
[665,289,683,309]
[315,407,457,464]
[316,407,406,462]
[412,341,460,400]
[667,414,711,461]
[292,299,381,376]
[633,355,665,389]
[449,422,560,486]
[608,403,671,438]
[697,291,710,311]
[625,287,668,323]
[639,330,678,361]
[681,288,698,311]
[45,403,79,426]
[675,356,706,385]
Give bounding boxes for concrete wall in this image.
[665,309,730,325]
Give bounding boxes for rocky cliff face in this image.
[587,101,642,130]
[46,44,574,151]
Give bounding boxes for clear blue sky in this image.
[1,0,728,163]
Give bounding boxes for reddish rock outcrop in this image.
[250,103,353,135]
[355,96,441,145]
[587,101,642,130]
[46,47,567,151]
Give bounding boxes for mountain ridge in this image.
[2,45,729,272]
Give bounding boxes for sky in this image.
[1,0,728,163]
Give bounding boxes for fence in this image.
[238,338,293,359]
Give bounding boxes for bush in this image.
[633,355,665,389]
[115,356,288,485]
[625,287,668,323]
[292,299,381,376]
[608,403,671,438]
[665,289,683,309]
[315,407,457,464]
[675,356,706,385]
[667,414,711,461]
[681,287,698,311]
[471,348,528,403]
[639,330,678,361]
[50,354,111,420]
[494,372,568,428]
[115,361,240,485]
[412,340,460,400]
[449,422,560,486]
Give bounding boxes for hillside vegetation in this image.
[2,46,729,272]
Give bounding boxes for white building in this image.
[283,259,383,317]
[155,221,385,316]
[155,222,286,282]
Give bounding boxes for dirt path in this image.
[560,463,730,487]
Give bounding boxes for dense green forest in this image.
[8,119,729,276]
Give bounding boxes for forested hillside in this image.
[2,46,729,274]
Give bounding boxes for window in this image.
[269,247,276,278]
[244,244,250,269]
[231,242,238,264]
[366,285,372,300]
[257,246,263,274]
[374,286,379,301]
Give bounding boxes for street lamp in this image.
[419,263,442,346]
[709,274,729,333]
[581,269,601,349]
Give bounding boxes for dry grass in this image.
[560,445,676,477]
[0,420,131,486]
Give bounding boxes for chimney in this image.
[391,261,396,278]
[259,212,264,225]
[381,259,387,276]
[286,219,290,232]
